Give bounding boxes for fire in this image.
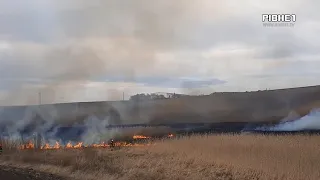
[133,135,151,139]
[41,142,62,150]
[65,142,72,148]
[19,141,151,150]
[91,142,108,148]
[42,143,50,149]
[20,141,35,149]
[54,141,60,149]
[18,134,162,150]
[74,142,83,148]
[19,140,155,150]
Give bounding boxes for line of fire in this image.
[2,121,317,151]
[0,122,235,151]
[17,134,174,150]
[0,128,176,150]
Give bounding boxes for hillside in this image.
[0,85,320,127]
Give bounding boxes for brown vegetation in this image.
[1,134,320,180]
[2,85,320,126]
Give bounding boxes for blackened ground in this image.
[16,122,262,140]
[0,165,66,180]
[4,121,320,143]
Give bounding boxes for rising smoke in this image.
[1,0,319,146]
[255,109,320,131]
[0,0,202,145]
[0,103,122,146]
[1,0,203,105]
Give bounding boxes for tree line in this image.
[129,93,185,101]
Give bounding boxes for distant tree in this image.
[172,93,180,98]
[151,94,165,99]
[130,94,144,101]
[130,93,166,101]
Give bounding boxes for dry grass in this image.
[0,138,24,151]
[1,134,320,180]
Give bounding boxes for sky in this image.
[0,0,319,105]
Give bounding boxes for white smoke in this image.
[256,108,320,131]
[0,105,58,138]
[280,110,301,123]
[80,115,119,145]
[0,104,120,146]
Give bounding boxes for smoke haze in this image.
[1,0,199,104]
[1,0,320,104]
[0,0,320,146]
[255,109,320,131]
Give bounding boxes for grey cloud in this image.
[0,12,60,43]
[0,59,43,90]
[100,76,226,88]
[1,0,320,52]
[257,30,320,60]
[0,0,198,48]
[180,79,226,88]
[0,0,201,104]
[246,60,320,79]
[1,0,320,105]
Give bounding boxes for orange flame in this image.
[19,134,160,150]
[54,142,60,149]
[74,142,83,148]
[19,140,155,150]
[66,142,73,149]
[133,135,151,139]
[42,143,50,149]
[20,141,35,149]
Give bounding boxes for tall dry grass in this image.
[1,134,320,180]
[0,138,24,151]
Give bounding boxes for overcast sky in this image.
[0,0,319,105]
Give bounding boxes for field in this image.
[1,134,320,180]
[1,85,320,179]
[1,85,320,128]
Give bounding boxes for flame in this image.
[18,134,159,150]
[42,143,50,149]
[54,141,60,149]
[91,143,108,148]
[20,141,35,149]
[19,140,152,150]
[133,135,151,139]
[66,142,73,149]
[74,142,83,148]
[89,141,110,148]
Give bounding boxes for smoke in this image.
[0,104,59,145]
[255,109,320,131]
[1,0,204,105]
[79,115,117,145]
[0,1,203,145]
[2,0,318,146]
[0,104,121,146]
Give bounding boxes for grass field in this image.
[1,134,320,180]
